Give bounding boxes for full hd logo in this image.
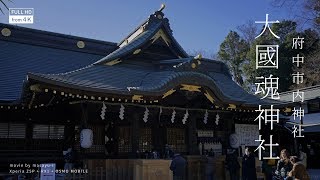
[9,8,34,24]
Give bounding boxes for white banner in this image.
[235,124,259,146]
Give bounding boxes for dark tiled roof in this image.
[208,72,259,104]
[279,85,320,102]
[0,23,117,55]
[0,23,118,101]
[0,41,106,101]
[28,57,274,107]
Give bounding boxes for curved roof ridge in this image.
[27,64,95,78]
[94,7,189,65]
[94,21,163,65]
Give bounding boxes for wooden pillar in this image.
[80,103,89,128]
[26,122,33,150]
[64,123,75,149]
[222,112,235,150]
[187,115,199,155]
[131,108,140,158]
[152,111,165,155]
[79,103,88,159]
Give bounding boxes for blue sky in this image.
[0,0,291,55]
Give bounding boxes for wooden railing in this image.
[84,159,134,180]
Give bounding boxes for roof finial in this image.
[194,54,202,60]
[159,4,166,12]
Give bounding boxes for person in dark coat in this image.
[170,153,187,180]
[64,147,75,170]
[242,147,257,180]
[262,152,273,180]
[165,144,174,159]
[226,149,240,180]
[273,149,292,179]
[205,150,215,180]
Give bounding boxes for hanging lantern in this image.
[80,129,93,148]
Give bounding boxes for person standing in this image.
[165,144,174,159]
[64,147,75,171]
[205,150,215,180]
[261,150,273,180]
[225,149,240,180]
[298,148,307,169]
[242,147,257,180]
[307,145,315,168]
[170,153,187,180]
[63,147,75,179]
[274,149,292,180]
[287,156,310,180]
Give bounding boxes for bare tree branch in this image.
[237,20,258,45]
[0,0,11,15]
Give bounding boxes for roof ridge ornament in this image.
[159,4,166,12]
[194,54,202,60]
[192,54,202,68]
[154,4,165,19]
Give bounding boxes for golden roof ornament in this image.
[1,28,11,37]
[192,54,202,68]
[194,54,202,60]
[77,41,85,48]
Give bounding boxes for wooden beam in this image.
[151,29,171,46]
[162,89,176,99]
[30,84,42,92]
[132,95,143,101]
[204,90,214,104]
[228,104,236,109]
[180,84,201,92]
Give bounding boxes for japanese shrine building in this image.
[0,6,291,177]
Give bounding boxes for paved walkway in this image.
[308,169,320,180]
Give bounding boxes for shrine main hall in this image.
[0,5,293,180]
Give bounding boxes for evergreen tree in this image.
[218,31,249,87]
